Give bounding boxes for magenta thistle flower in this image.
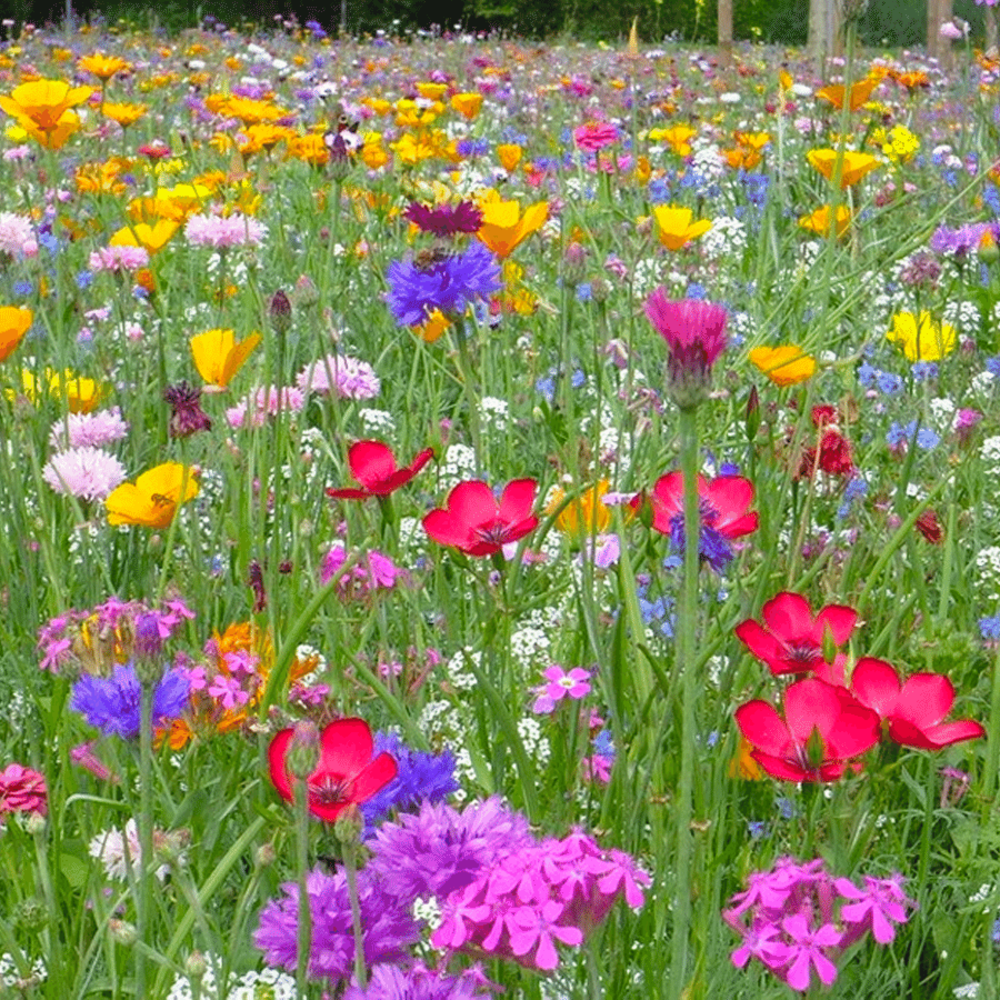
[163,381,212,439]
[644,287,727,409]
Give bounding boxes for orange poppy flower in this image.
[798,205,852,239]
[496,143,522,172]
[748,345,817,386]
[0,79,93,136]
[450,92,483,120]
[78,53,130,81]
[815,76,879,111]
[0,306,32,362]
[105,463,200,529]
[190,328,262,388]
[101,102,147,128]
[806,148,882,188]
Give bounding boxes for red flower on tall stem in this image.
[735,592,858,676]
[850,658,985,749]
[268,718,397,823]
[326,440,435,500]
[735,678,880,782]
[423,478,538,556]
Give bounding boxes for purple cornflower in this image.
[49,408,129,450]
[342,963,497,999]
[253,867,419,988]
[295,353,380,398]
[361,731,459,831]
[385,242,501,326]
[403,201,484,237]
[42,447,126,501]
[70,664,190,739]
[644,288,727,409]
[930,222,990,258]
[184,211,267,248]
[531,665,592,714]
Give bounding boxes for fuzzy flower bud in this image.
[269,289,292,334]
[286,720,320,781]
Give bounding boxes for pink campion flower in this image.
[508,900,583,970]
[834,874,914,946]
[326,440,435,499]
[735,678,880,782]
[781,914,841,990]
[573,120,618,152]
[645,287,728,408]
[321,545,403,596]
[423,479,539,557]
[735,591,858,676]
[0,763,47,818]
[532,665,591,714]
[849,657,985,749]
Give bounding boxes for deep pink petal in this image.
[349,751,398,801]
[317,718,374,778]
[327,486,371,500]
[761,592,814,637]
[423,508,474,549]
[349,440,397,488]
[850,658,901,719]
[826,702,881,758]
[735,700,791,756]
[733,619,786,671]
[704,475,754,520]
[895,673,954,728]
[919,720,986,747]
[446,480,499,527]
[814,604,858,645]
[751,750,809,782]
[268,728,294,801]
[498,478,538,523]
[782,679,846,743]
[719,512,759,538]
[650,471,687,515]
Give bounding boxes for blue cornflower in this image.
[361,732,458,833]
[877,372,904,395]
[70,664,190,740]
[385,243,501,326]
[592,729,615,757]
[911,361,939,382]
[576,282,593,302]
[979,615,1000,641]
[985,356,1000,379]
[857,361,878,388]
[916,426,940,450]
[747,820,768,840]
[837,475,868,520]
[886,421,912,449]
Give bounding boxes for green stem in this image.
[669,405,701,1000]
[135,682,155,1000]
[342,842,367,990]
[294,776,312,998]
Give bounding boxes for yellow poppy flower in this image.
[648,124,697,157]
[190,328,262,388]
[105,463,200,529]
[287,132,329,166]
[798,204,851,239]
[886,311,957,362]
[415,82,448,101]
[807,148,882,188]
[413,309,451,343]
[101,102,148,128]
[476,195,548,258]
[496,143,522,173]
[749,345,817,386]
[652,205,712,250]
[0,79,93,135]
[815,76,880,111]
[450,92,483,120]
[546,480,614,536]
[0,306,32,362]
[110,220,179,255]
[78,53,130,81]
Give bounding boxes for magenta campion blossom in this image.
[532,665,591,713]
[321,545,404,595]
[781,914,841,991]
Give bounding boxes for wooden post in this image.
[927,0,942,62]
[809,0,828,75]
[987,4,999,54]
[718,0,733,68]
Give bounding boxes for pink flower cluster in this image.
[433,831,648,971]
[320,544,405,597]
[724,857,915,992]
[0,763,47,820]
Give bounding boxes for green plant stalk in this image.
[981,643,1000,808]
[342,841,367,990]
[668,405,701,1000]
[294,776,312,999]
[135,681,155,1000]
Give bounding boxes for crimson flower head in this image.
[645,287,728,409]
[403,200,483,237]
[642,471,758,573]
[423,478,538,557]
[735,591,858,676]
[326,440,435,500]
[735,678,880,782]
[850,658,985,749]
[268,718,397,823]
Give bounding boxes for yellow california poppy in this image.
[101,102,147,128]
[105,463,200,529]
[748,345,817,386]
[652,205,712,251]
[477,195,548,258]
[798,204,851,239]
[0,79,93,137]
[807,148,882,188]
[0,306,32,362]
[886,311,957,362]
[190,328,262,388]
[815,76,880,111]
[496,143,522,173]
[78,53,130,81]
[648,124,697,157]
[546,480,615,536]
[110,220,179,255]
[450,92,483,120]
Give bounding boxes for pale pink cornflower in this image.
[532,665,592,714]
[0,211,37,257]
[88,245,150,272]
[295,353,381,399]
[0,763,47,818]
[185,211,267,248]
[225,385,305,429]
[42,447,126,501]
[89,819,171,882]
[49,408,129,450]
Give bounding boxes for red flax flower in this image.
[268,718,397,823]
[735,678,880,782]
[326,440,434,500]
[423,479,538,556]
[642,472,757,573]
[850,658,985,749]
[645,288,727,409]
[735,592,858,677]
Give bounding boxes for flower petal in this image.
[317,717,375,778]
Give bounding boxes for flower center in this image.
[309,774,353,807]
[474,519,510,547]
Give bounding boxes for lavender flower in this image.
[42,447,126,501]
[49,408,129,450]
[342,963,496,1000]
[386,242,501,326]
[184,211,267,248]
[254,867,419,988]
[70,664,190,739]
[296,354,380,398]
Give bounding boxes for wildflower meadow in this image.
[1,11,1000,999]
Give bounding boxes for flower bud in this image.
[269,289,292,334]
[255,841,276,868]
[24,811,47,836]
[184,950,208,981]
[286,720,320,781]
[14,897,47,932]
[109,919,137,945]
[333,802,364,845]
[292,275,320,309]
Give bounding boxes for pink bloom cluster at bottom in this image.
[433,831,648,971]
[723,857,915,992]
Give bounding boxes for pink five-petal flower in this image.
[423,479,539,557]
[268,717,397,823]
[735,678,880,782]
[850,657,985,749]
[326,440,434,499]
[835,874,914,945]
[508,900,583,970]
[781,913,841,990]
[734,591,858,676]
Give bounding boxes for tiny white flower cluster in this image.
[0,953,46,989]
[929,396,956,428]
[445,648,480,691]
[974,546,1000,602]
[510,625,552,671]
[418,698,464,742]
[516,715,551,766]
[166,955,296,1000]
[412,895,443,930]
[480,395,510,431]
[700,216,747,258]
[437,443,478,490]
[943,299,979,331]
[358,408,396,434]
[971,370,996,397]
[979,434,1000,466]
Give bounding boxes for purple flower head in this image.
[163,381,212,439]
[930,223,990,258]
[386,242,501,326]
[254,867,419,988]
[343,963,497,999]
[403,201,484,237]
[70,664,190,739]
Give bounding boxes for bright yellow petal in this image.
[220,331,261,385]
[190,328,235,385]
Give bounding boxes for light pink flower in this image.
[532,665,591,713]
[0,211,37,257]
[185,211,267,248]
[49,408,129,450]
[43,447,127,501]
[225,385,305,428]
[88,245,150,272]
[295,354,381,399]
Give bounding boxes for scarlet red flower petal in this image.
[349,440,397,487]
[498,478,537,523]
[423,478,538,556]
[348,752,399,803]
[782,678,847,743]
[316,717,375,777]
[850,657,903,718]
[267,728,295,800]
[734,700,790,757]
[705,476,754,524]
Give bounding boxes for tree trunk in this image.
[718,0,733,68]
[809,0,839,74]
[987,5,998,54]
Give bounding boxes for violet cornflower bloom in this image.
[644,287,727,409]
[71,664,190,740]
